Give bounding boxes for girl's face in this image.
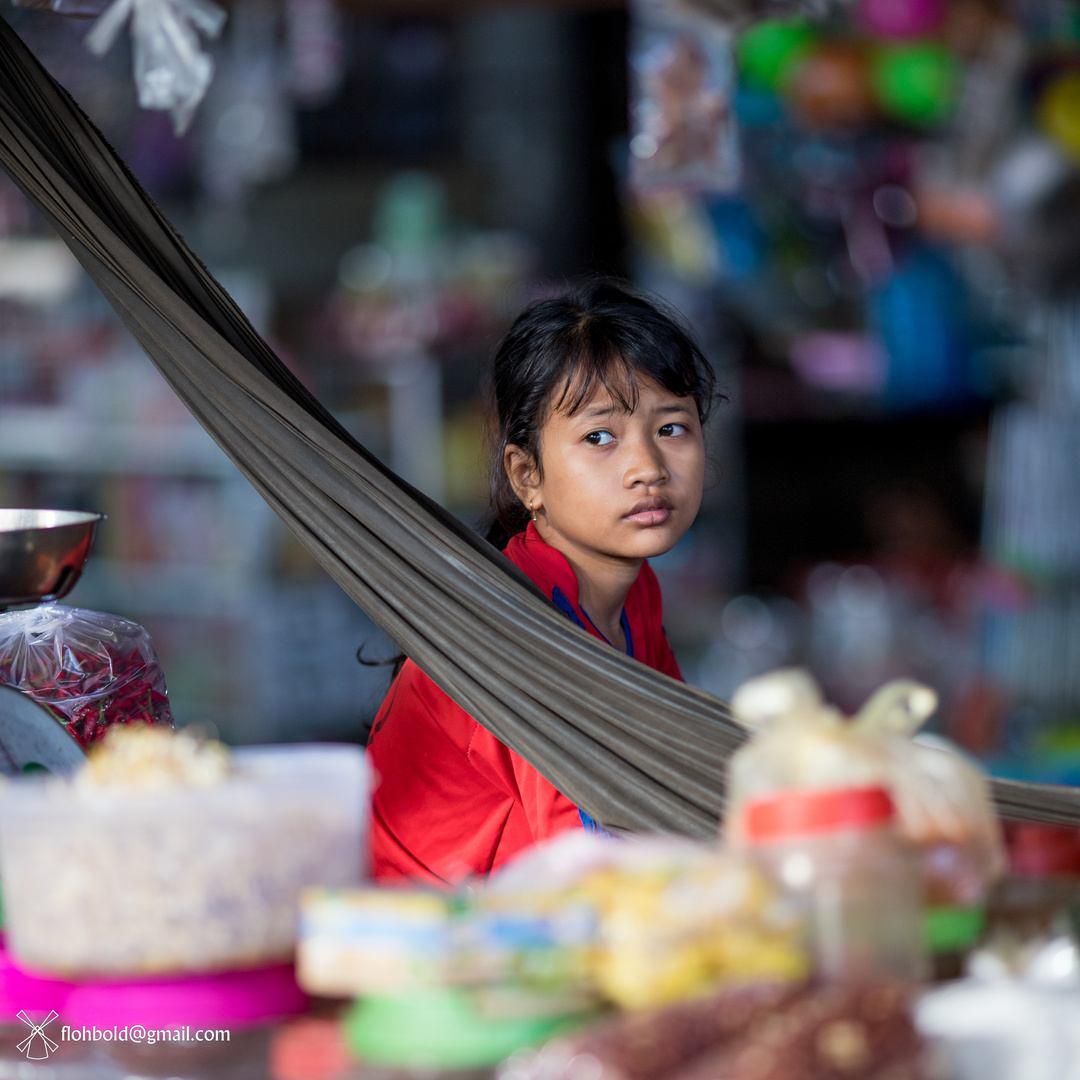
[506,373,705,565]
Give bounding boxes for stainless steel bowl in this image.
[0,509,104,610]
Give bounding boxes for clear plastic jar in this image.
[0,745,369,976]
[743,785,927,983]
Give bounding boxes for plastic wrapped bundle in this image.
[0,605,173,749]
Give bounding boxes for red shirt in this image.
[367,522,683,885]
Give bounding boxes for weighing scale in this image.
[0,509,103,777]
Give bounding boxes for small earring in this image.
[531,505,538,523]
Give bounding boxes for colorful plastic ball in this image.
[871,43,959,125]
[1038,71,1080,161]
[789,45,875,129]
[737,19,817,91]
[856,0,945,40]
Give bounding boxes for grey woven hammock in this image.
[0,14,1074,831]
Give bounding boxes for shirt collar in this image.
[504,522,585,608]
[503,523,643,653]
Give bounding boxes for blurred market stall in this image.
[3,0,1080,785]
[622,0,1080,783]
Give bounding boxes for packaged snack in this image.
[299,835,805,1012]
[298,889,455,997]
[488,833,807,1009]
[0,605,173,749]
[298,881,597,1003]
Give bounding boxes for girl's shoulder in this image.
[370,657,479,755]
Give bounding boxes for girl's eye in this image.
[584,430,614,446]
[659,422,688,437]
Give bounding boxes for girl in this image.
[367,279,717,884]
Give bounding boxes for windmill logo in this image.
[17,1010,58,1060]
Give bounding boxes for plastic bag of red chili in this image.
[0,605,173,749]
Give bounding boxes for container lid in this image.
[745,785,895,841]
[924,905,986,953]
[344,988,588,1069]
[0,940,308,1030]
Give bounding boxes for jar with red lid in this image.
[742,785,927,983]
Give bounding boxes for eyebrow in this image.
[577,402,691,422]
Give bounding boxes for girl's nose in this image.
[625,438,669,486]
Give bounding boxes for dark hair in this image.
[484,279,719,548]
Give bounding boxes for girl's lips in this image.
[626,508,672,526]
[625,497,673,526]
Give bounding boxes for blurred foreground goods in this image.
[297,829,935,1076]
[0,672,1038,1076]
[299,833,807,1018]
[505,981,927,1080]
[0,726,368,975]
[726,669,1005,984]
[729,671,1004,903]
[916,931,1080,1080]
[289,676,1010,1076]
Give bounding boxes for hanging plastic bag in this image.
[0,605,173,750]
[85,0,227,135]
[629,0,740,193]
[12,0,110,17]
[849,678,1005,905]
[727,669,1005,906]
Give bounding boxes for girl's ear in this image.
[504,444,540,509]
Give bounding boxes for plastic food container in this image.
[0,744,369,976]
[743,785,927,983]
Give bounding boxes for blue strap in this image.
[551,586,587,630]
[552,586,633,658]
[621,608,634,659]
[578,808,616,837]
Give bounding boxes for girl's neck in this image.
[536,528,640,652]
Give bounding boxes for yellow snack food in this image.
[487,834,807,1011]
[76,722,230,791]
[584,854,806,1009]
